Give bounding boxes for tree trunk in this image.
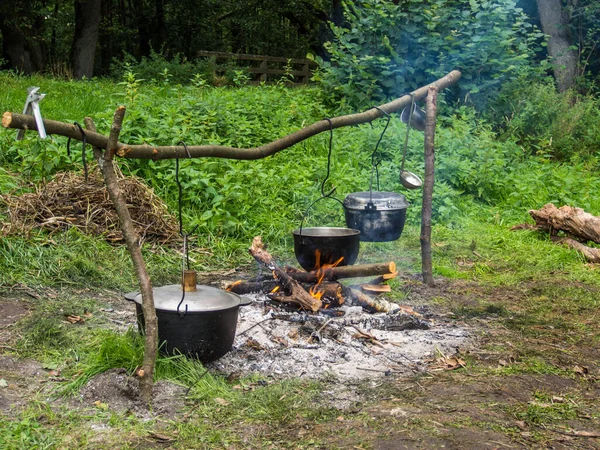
[0,14,36,73]
[421,86,438,287]
[71,0,102,79]
[536,0,579,92]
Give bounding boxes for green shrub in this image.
[489,72,600,160]
[314,0,542,110]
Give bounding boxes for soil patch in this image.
[72,368,187,418]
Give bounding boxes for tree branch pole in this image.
[2,70,461,160]
[84,108,158,404]
[421,86,438,287]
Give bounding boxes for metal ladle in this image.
[399,95,423,190]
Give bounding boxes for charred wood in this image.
[249,236,322,311]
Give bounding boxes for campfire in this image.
[225,236,407,315]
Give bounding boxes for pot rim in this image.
[126,284,247,313]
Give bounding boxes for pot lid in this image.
[343,191,409,210]
[133,284,242,312]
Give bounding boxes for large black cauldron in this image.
[124,284,251,363]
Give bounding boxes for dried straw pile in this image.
[1,170,179,244]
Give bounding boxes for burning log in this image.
[284,262,396,283]
[249,236,322,311]
[225,279,279,295]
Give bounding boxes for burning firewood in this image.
[284,262,397,283]
[249,236,322,311]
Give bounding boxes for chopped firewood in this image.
[250,236,322,311]
[285,262,396,283]
[365,271,399,285]
[359,284,391,294]
[347,287,399,314]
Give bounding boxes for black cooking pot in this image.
[124,285,252,363]
[343,191,409,242]
[292,226,360,271]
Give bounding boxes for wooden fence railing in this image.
[195,50,316,85]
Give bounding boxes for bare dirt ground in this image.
[1,276,599,449]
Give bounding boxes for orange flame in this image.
[226,280,243,292]
[308,250,344,301]
[270,285,280,294]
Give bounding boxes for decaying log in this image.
[347,287,400,314]
[552,236,600,263]
[529,203,600,243]
[249,236,322,311]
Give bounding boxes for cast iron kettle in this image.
[343,107,410,242]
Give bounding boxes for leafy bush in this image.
[489,71,600,160]
[314,0,543,110]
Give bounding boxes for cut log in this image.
[225,279,279,295]
[359,284,392,294]
[551,236,600,263]
[529,204,600,243]
[249,236,322,311]
[285,262,396,283]
[346,287,399,313]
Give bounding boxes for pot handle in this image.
[124,292,139,302]
[298,195,347,239]
[238,295,253,307]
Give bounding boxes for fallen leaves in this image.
[429,355,467,371]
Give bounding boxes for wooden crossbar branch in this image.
[1,70,461,404]
[2,70,460,160]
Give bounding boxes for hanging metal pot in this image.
[124,280,252,363]
[292,226,360,271]
[343,191,409,242]
[292,118,361,271]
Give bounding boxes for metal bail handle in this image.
[298,195,347,244]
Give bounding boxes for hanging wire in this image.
[175,140,195,317]
[298,118,345,237]
[67,122,89,182]
[368,106,391,201]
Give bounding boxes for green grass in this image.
[2,73,600,448]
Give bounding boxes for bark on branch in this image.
[84,110,158,404]
[2,70,461,160]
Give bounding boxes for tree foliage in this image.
[313,0,544,109]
